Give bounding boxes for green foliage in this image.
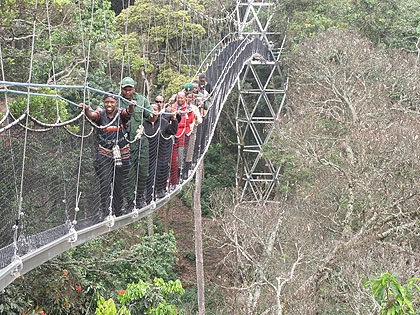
[114,0,205,98]
[275,0,420,50]
[0,284,29,315]
[9,87,69,123]
[364,273,420,314]
[1,230,179,314]
[68,231,179,291]
[156,65,196,100]
[178,285,225,314]
[96,278,184,315]
[201,142,236,215]
[1,0,116,84]
[263,139,313,195]
[96,296,130,315]
[96,297,118,315]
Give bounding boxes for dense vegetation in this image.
[1,0,420,313]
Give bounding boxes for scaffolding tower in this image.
[235,0,287,203]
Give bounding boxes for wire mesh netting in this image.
[0,37,272,280]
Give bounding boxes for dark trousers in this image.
[95,154,129,217]
[155,137,173,195]
[124,136,149,207]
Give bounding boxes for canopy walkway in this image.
[0,34,284,290]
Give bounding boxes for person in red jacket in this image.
[170,91,195,186]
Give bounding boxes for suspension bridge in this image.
[0,0,286,291]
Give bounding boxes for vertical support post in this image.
[194,159,205,314]
[147,215,154,236]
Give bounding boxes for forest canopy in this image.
[0,0,420,314]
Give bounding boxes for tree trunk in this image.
[164,205,169,234]
[147,215,154,236]
[194,159,206,314]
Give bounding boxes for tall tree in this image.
[114,0,207,97]
[207,29,420,314]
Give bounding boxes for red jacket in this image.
[172,102,195,138]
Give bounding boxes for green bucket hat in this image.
[184,82,194,91]
[121,77,137,88]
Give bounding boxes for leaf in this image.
[390,281,402,299]
[410,283,420,293]
[402,297,414,311]
[392,278,404,296]
[374,284,386,305]
[409,278,420,281]
[364,279,376,286]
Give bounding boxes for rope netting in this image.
[0,0,274,290]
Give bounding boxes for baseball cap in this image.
[121,77,137,88]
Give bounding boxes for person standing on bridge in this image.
[198,74,213,111]
[170,91,194,186]
[80,92,134,218]
[119,77,155,209]
[198,74,212,95]
[183,90,202,178]
[145,99,178,202]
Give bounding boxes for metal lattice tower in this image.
[235,0,287,203]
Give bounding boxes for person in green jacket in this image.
[119,77,155,209]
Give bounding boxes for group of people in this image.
[80,75,213,218]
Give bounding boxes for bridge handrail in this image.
[0,37,274,291]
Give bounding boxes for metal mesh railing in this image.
[0,37,272,289]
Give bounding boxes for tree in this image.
[112,0,238,98]
[205,189,303,314]
[194,160,206,314]
[364,273,420,314]
[205,29,420,314]
[264,29,420,313]
[96,278,185,315]
[273,0,420,51]
[0,0,116,86]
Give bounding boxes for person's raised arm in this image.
[80,103,99,121]
[122,100,135,119]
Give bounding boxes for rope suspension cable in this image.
[0,89,84,130]
[151,0,163,96]
[119,0,130,92]
[192,10,206,162]
[176,0,189,183]
[45,0,74,234]
[12,0,39,273]
[142,1,159,207]
[120,1,144,216]
[64,123,94,138]
[102,1,114,86]
[101,0,132,219]
[140,0,153,98]
[161,0,172,96]
[205,4,212,72]
[178,0,239,24]
[184,6,205,178]
[0,42,21,255]
[199,14,204,68]
[0,45,10,127]
[177,0,186,89]
[73,0,97,230]
[127,0,144,212]
[77,0,88,73]
[0,83,156,124]
[42,0,60,126]
[160,0,175,190]
[187,10,195,78]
